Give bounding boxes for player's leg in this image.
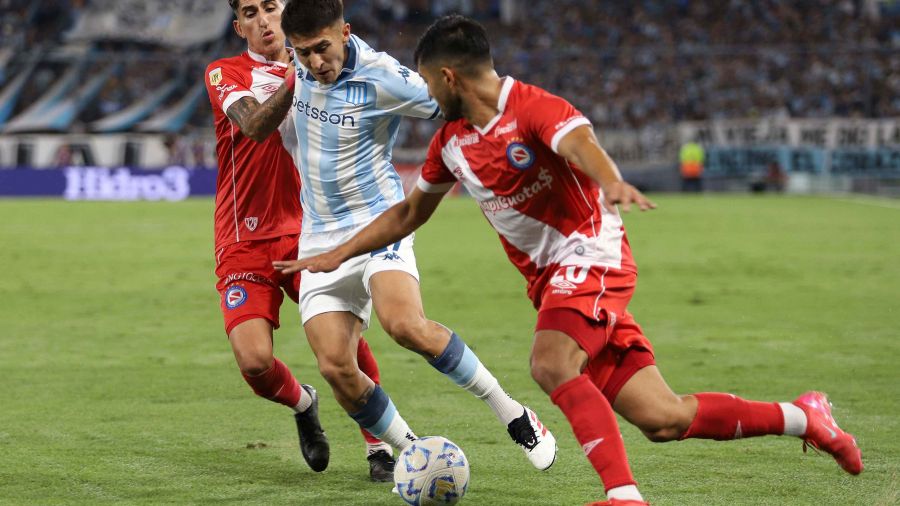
[356,337,396,481]
[282,235,395,480]
[368,268,558,470]
[303,310,418,451]
[612,354,862,474]
[532,310,644,504]
[221,298,329,471]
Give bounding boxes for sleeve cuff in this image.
[222,91,256,116]
[417,176,455,194]
[550,117,592,154]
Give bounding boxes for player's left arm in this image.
[556,125,656,212]
[273,188,445,274]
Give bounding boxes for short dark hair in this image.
[414,15,492,73]
[281,0,343,38]
[228,0,284,17]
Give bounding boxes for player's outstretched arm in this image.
[274,188,445,274]
[226,66,296,142]
[556,125,656,213]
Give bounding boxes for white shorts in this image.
[298,223,419,329]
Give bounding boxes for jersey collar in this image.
[472,76,515,136]
[246,47,294,67]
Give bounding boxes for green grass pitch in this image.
[0,194,897,505]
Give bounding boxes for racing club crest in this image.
[225,286,247,309]
[506,142,535,170]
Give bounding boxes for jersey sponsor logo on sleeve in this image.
[217,83,237,101]
[225,285,247,309]
[507,142,535,170]
[396,65,411,84]
[244,217,258,231]
[555,115,586,131]
[209,67,223,86]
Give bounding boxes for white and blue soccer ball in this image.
[394,436,469,505]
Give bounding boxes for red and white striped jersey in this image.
[205,49,301,252]
[417,78,636,308]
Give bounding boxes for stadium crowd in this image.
[1,0,898,149]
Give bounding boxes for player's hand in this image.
[601,181,657,213]
[273,251,343,274]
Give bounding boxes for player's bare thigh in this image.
[613,365,698,442]
[529,329,589,395]
[303,310,373,412]
[228,317,275,376]
[368,270,450,357]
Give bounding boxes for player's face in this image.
[233,0,286,58]
[419,64,464,121]
[288,21,351,85]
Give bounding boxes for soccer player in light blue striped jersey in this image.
[275,0,558,473]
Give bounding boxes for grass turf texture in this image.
[0,195,897,505]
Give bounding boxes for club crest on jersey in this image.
[345,81,368,105]
[209,67,223,86]
[225,286,247,309]
[244,217,258,231]
[507,142,535,170]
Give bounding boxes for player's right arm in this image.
[205,60,296,143]
[226,66,296,143]
[274,188,444,274]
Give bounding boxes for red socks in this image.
[241,340,388,447]
[242,358,302,408]
[681,393,784,440]
[551,374,636,491]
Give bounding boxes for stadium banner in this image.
[678,118,900,149]
[0,166,215,200]
[0,164,429,200]
[705,147,900,176]
[65,0,231,48]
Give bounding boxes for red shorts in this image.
[215,235,300,335]
[535,265,654,403]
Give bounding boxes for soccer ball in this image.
[394,436,470,505]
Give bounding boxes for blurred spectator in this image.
[1,0,898,149]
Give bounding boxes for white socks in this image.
[779,402,808,436]
[607,485,644,502]
[462,362,524,425]
[293,387,312,413]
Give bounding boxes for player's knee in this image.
[316,358,358,386]
[235,352,274,377]
[635,396,694,442]
[529,355,577,394]
[383,316,430,351]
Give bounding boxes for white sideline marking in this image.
[827,196,900,210]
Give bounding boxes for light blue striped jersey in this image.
[291,34,440,233]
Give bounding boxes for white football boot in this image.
[506,407,557,470]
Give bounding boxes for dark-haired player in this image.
[280,14,863,506]
[272,0,558,475]
[203,0,394,481]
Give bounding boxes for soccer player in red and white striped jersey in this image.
[281,15,863,505]
[203,0,395,480]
